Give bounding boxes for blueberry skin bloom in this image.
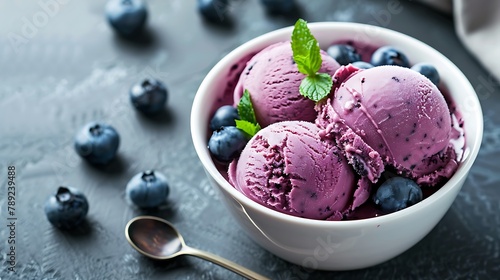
[372,177,423,213]
[370,46,410,67]
[411,62,440,86]
[129,79,168,114]
[105,0,147,37]
[198,0,229,23]
[126,170,170,208]
[74,122,120,165]
[327,44,362,66]
[208,126,248,163]
[44,186,89,230]
[209,105,240,131]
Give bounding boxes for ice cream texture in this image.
[316,65,458,186]
[228,121,371,220]
[233,41,340,127]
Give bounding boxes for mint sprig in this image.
[236,89,261,138]
[291,19,333,102]
[300,73,334,101]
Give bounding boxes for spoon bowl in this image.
[125,216,269,280]
[126,216,183,260]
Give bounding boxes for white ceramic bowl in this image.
[190,22,483,270]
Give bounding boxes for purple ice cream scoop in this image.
[316,65,458,186]
[233,41,340,127]
[228,121,371,220]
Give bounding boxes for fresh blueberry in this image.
[105,0,147,37]
[44,186,89,230]
[74,122,120,165]
[372,177,423,213]
[260,0,295,14]
[208,126,248,163]
[126,170,170,208]
[210,105,240,131]
[198,0,229,23]
[370,46,410,67]
[130,78,168,114]
[351,61,374,69]
[327,44,362,65]
[411,62,440,86]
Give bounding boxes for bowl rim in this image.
[190,22,484,228]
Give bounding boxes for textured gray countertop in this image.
[1,0,499,279]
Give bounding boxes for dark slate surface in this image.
[1,0,499,279]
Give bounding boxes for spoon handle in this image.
[182,246,270,280]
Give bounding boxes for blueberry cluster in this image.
[326,43,440,85]
[207,106,248,163]
[105,0,296,31]
[34,2,319,230]
[47,78,171,228]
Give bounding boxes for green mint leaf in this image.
[291,18,334,102]
[299,73,333,102]
[305,39,322,74]
[291,19,321,76]
[237,89,258,124]
[291,19,313,61]
[235,120,261,138]
[236,89,261,137]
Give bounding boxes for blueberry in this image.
[260,0,295,14]
[44,186,89,230]
[74,122,120,165]
[130,78,168,114]
[197,0,229,23]
[105,0,147,37]
[351,61,374,69]
[208,126,248,163]
[126,170,170,208]
[411,62,440,86]
[210,105,240,131]
[327,44,362,65]
[372,177,423,213]
[370,46,410,67]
